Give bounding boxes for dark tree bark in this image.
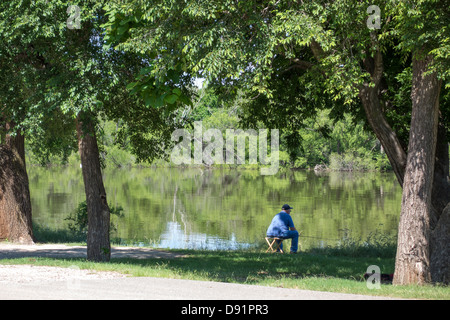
[393,54,441,285]
[76,112,111,262]
[0,124,34,244]
[429,124,450,284]
[430,202,450,284]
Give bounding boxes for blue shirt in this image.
[266,211,295,237]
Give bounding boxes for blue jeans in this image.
[277,230,299,253]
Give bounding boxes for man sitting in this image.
[266,204,299,253]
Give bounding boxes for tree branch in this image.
[310,39,325,62]
[371,33,383,86]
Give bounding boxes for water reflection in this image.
[29,166,402,250]
[155,222,252,250]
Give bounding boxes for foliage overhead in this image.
[102,0,449,152]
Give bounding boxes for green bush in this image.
[65,201,125,238]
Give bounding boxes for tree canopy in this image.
[102,0,449,144]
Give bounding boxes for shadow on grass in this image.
[109,250,395,285]
[31,223,396,285]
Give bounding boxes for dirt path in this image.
[0,243,188,260]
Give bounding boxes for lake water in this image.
[28,166,401,250]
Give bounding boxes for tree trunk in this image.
[358,49,407,187]
[76,112,111,262]
[431,124,450,217]
[430,203,450,284]
[0,125,34,244]
[429,124,450,284]
[393,54,441,285]
[358,46,450,284]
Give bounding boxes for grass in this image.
[1,246,449,300]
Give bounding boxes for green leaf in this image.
[172,88,182,96]
[164,94,178,104]
[126,81,137,90]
